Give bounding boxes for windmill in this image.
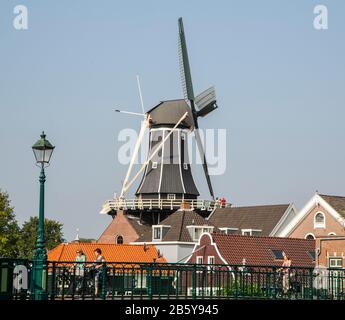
[100,18,224,217]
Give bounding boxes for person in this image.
[74,249,86,295]
[93,248,106,297]
[280,253,292,294]
[220,197,226,208]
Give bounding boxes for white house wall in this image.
[153,243,195,263]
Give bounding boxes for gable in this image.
[98,211,142,244]
[278,194,345,238]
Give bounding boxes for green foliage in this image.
[0,190,20,257]
[223,274,263,297]
[17,217,65,259]
[79,238,96,243]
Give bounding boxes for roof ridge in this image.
[319,194,345,199]
[211,233,315,242]
[178,210,187,241]
[228,204,290,209]
[57,243,65,261]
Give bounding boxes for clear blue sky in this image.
[0,0,344,241]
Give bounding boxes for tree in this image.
[18,217,64,259]
[0,190,20,257]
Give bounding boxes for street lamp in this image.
[31,131,55,300]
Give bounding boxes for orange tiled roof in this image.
[48,243,166,264]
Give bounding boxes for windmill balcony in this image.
[100,198,230,214]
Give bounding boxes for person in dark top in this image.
[93,248,106,297]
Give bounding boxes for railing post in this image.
[309,268,314,300]
[234,268,238,299]
[272,267,276,300]
[192,264,197,299]
[101,264,107,300]
[50,262,56,300]
[148,263,153,300]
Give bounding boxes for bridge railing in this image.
[1,259,344,300]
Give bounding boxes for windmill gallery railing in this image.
[100,198,230,214]
[1,259,344,300]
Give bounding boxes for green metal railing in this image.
[1,259,344,300]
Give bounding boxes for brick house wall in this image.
[186,233,225,264]
[98,210,139,244]
[289,204,345,239]
[316,237,345,268]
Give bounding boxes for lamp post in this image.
[31,131,55,300]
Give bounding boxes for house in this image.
[277,193,345,239]
[186,233,315,267]
[98,210,152,244]
[181,233,315,297]
[48,242,166,263]
[207,204,297,236]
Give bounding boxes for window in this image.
[153,227,161,240]
[167,194,176,200]
[271,249,285,260]
[152,161,158,169]
[219,228,239,235]
[328,232,336,236]
[196,256,203,264]
[305,233,315,240]
[188,226,213,242]
[241,229,262,236]
[152,225,170,241]
[116,235,124,244]
[314,212,325,228]
[183,163,188,170]
[193,228,203,241]
[329,258,343,268]
[207,256,215,271]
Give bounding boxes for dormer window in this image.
[187,226,214,242]
[153,227,161,240]
[152,225,171,242]
[181,133,186,140]
[241,229,262,236]
[152,162,158,169]
[314,212,325,229]
[219,227,239,235]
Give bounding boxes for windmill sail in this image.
[195,86,218,117]
[178,17,194,101]
[194,128,215,200]
[178,17,215,200]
